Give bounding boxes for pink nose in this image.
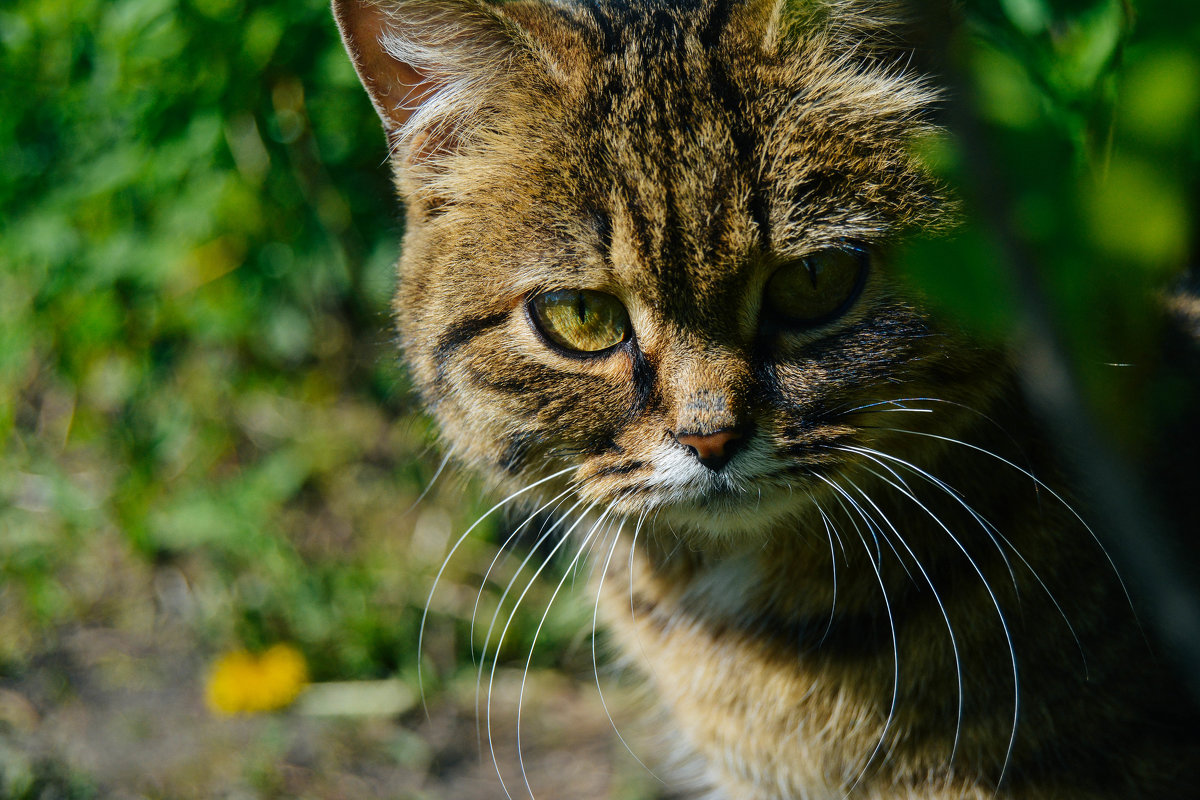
[674,429,743,470]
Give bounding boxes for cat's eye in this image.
[763,247,868,328]
[529,289,630,354]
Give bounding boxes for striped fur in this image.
[334,0,1200,796]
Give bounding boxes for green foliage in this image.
[0,751,97,800]
[899,0,1199,447]
[0,0,476,685]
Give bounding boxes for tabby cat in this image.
[333,0,1200,796]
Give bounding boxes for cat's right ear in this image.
[332,0,522,164]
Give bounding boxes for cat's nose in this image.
[674,428,745,471]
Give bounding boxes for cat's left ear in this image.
[332,0,532,165]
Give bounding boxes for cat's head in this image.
[336,0,1000,538]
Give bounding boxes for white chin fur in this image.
[638,439,809,538]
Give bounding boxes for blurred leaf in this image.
[895,225,1020,338]
[1045,0,1125,95]
[1086,155,1190,270]
[1118,47,1200,146]
[1000,0,1051,34]
[972,43,1043,128]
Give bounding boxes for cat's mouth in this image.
[569,431,848,537]
[606,440,818,536]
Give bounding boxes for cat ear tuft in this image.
[754,0,921,56]
[332,0,523,163]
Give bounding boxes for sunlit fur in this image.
[335,0,1200,797]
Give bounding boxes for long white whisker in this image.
[419,465,576,712]
[841,398,938,415]
[842,445,1087,676]
[625,511,669,691]
[846,397,1049,513]
[845,396,1020,444]
[402,449,453,516]
[839,471,965,764]
[841,398,1030,466]
[583,514,615,588]
[828,477,915,584]
[815,475,902,793]
[485,499,601,799]
[838,446,1020,784]
[882,426,1133,614]
[827,482,884,573]
[477,494,590,737]
[590,513,663,781]
[574,509,612,585]
[840,445,1019,594]
[814,502,841,647]
[470,484,580,658]
[820,497,849,563]
[515,500,619,799]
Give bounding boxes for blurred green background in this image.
[0,0,1196,797]
[1,0,622,796]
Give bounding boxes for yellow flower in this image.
[205,643,309,715]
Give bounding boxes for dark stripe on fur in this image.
[434,310,510,362]
[699,0,734,48]
[631,348,658,414]
[594,460,647,476]
[703,34,767,250]
[582,0,619,53]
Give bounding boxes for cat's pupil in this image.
[806,261,821,289]
[529,289,630,354]
[763,247,868,329]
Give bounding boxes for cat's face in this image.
[337,0,1001,538]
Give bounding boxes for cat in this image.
[332,0,1200,796]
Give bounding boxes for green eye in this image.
[763,247,868,327]
[529,289,630,354]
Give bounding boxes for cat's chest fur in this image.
[599,542,883,800]
[596,526,1125,800]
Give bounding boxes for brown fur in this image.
[333,0,1200,796]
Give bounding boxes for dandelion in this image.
[205,643,309,715]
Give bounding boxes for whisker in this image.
[625,511,668,691]
[839,445,1019,595]
[826,484,883,573]
[840,398,937,416]
[843,397,1044,507]
[485,499,603,799]
[837,445,1020,784]
[476,494,591,739]
[419,465,576,713]
[575,510,613,585]
[841,445,1087,676]
[590,512,664,782]
[839,471,965,764]
[470,484,580,660]
[815,475,907,791]
[827,477,915,584]
[814,503,841,648]
[882,426,1134,615]
[832,496,900,795]
[402,449,454,517]
[515,499,620,799]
